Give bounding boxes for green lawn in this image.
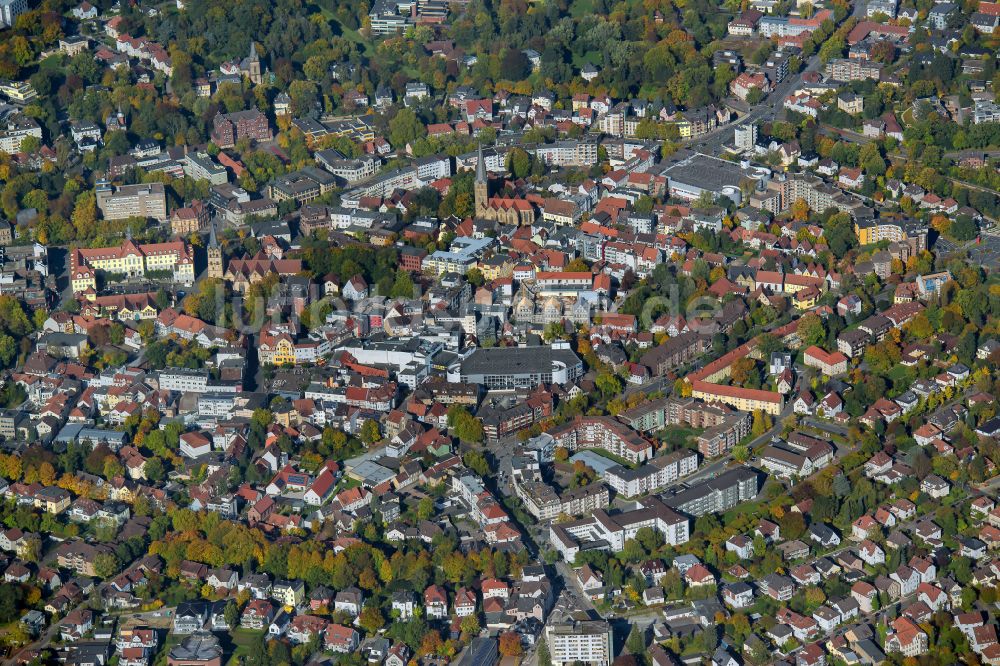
[312,0,372,54]
[569,0,595,18]
[658,426,703,450]
[227,628,266,666]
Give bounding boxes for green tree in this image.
[223,600,239,628]
[625,624,646,654]
[93,552,119,578]
[745,87,765,105]
[359,419,380,446]
[537,637,552,666]
[463,450,490,477]
[595,372,623,399]
[506,148,532,179]
[388,108,427,148]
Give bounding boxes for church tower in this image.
[207,220,224,280]
[474,142,489,218]
[244,42,262,86]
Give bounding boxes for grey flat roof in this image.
[662,152,747,190]
[460,346,581,375]
[664,467,758,510]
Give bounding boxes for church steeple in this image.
[243,41,262,86]
[474,142,488,218]
[208,217,219,249]
[206,219,224,279]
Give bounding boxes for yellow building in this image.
[793,287,818,310]
[259,325,297,365]
[70,238,195,294]
[690,380,783,416]
[479,255,515,281]
[854,219,905,246]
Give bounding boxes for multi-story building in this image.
[158,368,209,393]
[181,152,228,185]
[69,237,195,293]
[546,620,613,666]
[605,449,699,497]
[171,200,210,236]
[825,58,882,81]
[550,416,654,465]
[533,139,600,167]
[95,181,168,222]
[0,0,28,28]
[549,496,690,561]
[210,109,272,148]
[690,381,784,416]
[663,466,759,516]
[854,217,906,245]
[513,458,611,520]
[695,412,753,457]
[638,332,710,376]
[267,167,337,204]
[315,149,381,184]
[0,80,36,103]
[0,115,41,153]
[734,123,758,151]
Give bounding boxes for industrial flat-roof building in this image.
[448,343,584,389]
[661,152,766,204]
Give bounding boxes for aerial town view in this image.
[0,0,997,664]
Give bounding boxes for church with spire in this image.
[206,220,224,280]
[473,143,536,226]
[240,42,263,86]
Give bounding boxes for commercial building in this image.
[423,235,494,275]
[448,343,584,390]
[663,466,759,516]
[661,152,761,204]
[95,181,168,222]
[546,620,613,666]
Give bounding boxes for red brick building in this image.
[211,109,272,148]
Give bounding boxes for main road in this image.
[683,0,868,157]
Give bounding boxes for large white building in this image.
[605,449,699,498]
[546,620,613,666]
[549,496,689,562]
[0,0,28,27]
[95,181,168,222]
[734,124,758,151]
